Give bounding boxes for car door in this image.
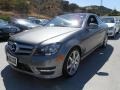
[80,15,101,55]
[96,16,107,44]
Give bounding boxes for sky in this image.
[68,0,120,11]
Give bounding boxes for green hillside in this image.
[0,0,120,20]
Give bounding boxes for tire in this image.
[102,35,108,48]
[113,33,116,38]
[62,48,81,78]
[116,28,120,34]
[113,30,116,38]
[118,29,120,33]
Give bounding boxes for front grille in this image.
[108,33,113,35]
[8,41,34,55]
[13,62,33,73]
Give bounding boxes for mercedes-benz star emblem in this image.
[9,42,17,53]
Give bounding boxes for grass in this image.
[0,10,51,21]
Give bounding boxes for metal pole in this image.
[100,0,103,16]
[101,0,103,6]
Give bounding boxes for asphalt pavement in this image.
[0,34,120,90]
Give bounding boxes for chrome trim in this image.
[8,41,34,55]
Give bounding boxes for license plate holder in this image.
[7,53,17,66]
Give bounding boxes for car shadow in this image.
[1,45,113,90]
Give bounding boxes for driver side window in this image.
[87,15,98,26]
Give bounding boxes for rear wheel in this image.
[63,48,81,77]
[113,33,116,38]
[113,30,116,38]
[102,35,108,48]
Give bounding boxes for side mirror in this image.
[88,23,98,29]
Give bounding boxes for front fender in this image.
[59,39,83,58]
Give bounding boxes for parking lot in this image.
[0,34,120,90]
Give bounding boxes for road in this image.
[0,34,120,90]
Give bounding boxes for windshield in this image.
[101,17,115,23]
[46,14,86,28]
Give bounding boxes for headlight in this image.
[11,27,20,32]
[34,43,61,56]
[15,27,20,32]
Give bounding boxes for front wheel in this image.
[62,48,81,78]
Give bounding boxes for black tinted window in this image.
[87,15,98,26]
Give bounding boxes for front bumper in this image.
[0,33,9,38]
[5,46,65,79]
[107,30,115,36]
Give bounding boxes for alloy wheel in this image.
[66,50,80,76]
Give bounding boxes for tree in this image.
[69,3,80,12]
[108,9,120,16]
[62,0,69,12]
[0,0,15,11]
[62,0,80,12]
[14,0,29,14]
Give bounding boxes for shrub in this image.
[0,15,10,21]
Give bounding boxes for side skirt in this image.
[81,43,103,61]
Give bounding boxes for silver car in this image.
[0,19,20,38]
[5,13,108,79]
[28,19,49,25]
[101,16,120,38]
[10,19,40,31]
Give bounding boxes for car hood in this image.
[105,23,115,27]
[20,23,40,28]
[10,27,80,44]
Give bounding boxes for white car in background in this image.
[101,16,120,38]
